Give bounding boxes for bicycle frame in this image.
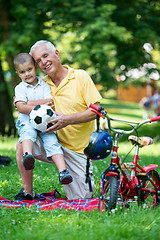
[104,133,158,201]
[89,104,160,210]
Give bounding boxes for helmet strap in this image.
[85,158,93,192]
[96,115,100,131]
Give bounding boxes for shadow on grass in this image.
[108,111,142,120]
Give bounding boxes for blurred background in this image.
[1,0,160,137]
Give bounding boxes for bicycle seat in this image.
[128,135,153,147]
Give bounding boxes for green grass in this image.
[0,99,160,240]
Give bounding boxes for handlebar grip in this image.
[89,104,105,118]
[91,109,105,119]
[89,103,100,111]
[150,116,160,123]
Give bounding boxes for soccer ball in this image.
[30,105,56,132]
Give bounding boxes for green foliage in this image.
[1,0,160,136]
[44,0,160,88]
[1,0,160,88]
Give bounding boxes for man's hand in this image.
[47,103,100,132]
[47,112,69,132]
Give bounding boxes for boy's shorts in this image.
[16,120,63,157]
[16,119,37,143]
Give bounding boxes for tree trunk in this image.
[0,59,16,136]
[0,1,17,136]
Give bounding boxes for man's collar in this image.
[63,65,75,80]
[43,65,75,84]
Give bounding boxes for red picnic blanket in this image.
[0,190,99,211]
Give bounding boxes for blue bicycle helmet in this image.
[84,130,112,160]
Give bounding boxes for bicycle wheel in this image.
[138,170,160,207]
[98,175,118,212]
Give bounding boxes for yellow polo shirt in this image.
[43,66,102,153]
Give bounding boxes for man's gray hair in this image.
[29,40,56,56]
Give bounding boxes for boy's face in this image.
[16,61,37,86]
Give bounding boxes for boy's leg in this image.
[22,139,34,155]
[51,154,73,185]
[51,154,66,172]
[16,140,54,198]
[22,139,35,170]
[16,142,33,196]
[18,123,37,170]
[40,132,72,184]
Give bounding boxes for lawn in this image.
[0,99,160,240]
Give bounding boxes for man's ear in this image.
[55,49,60,60]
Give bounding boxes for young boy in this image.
[14,53,73,191]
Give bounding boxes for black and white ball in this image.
[30,105,56,132]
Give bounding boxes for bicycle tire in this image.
[138,170,160,208]
[98,175,118,212]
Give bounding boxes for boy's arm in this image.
[16,98,54,115]
[27,99,54,109]
[16,101,34,115]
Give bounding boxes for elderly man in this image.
[15,40,102,200]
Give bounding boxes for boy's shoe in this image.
[15,188,33,200]
[23,152,35,170]
[59,169,73,185]
[15,188,46,201]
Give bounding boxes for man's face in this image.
[32,44,60,76]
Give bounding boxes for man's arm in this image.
[47,102,100,132]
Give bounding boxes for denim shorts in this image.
[16,119,63,157]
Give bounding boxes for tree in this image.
[0,0,49,136]
[42,0,160,87]
[0,59,16,136]
[0,1,16,136]
[1,0,160,136]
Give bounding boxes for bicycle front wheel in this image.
[98,175,118,212]
[138,170,160,208]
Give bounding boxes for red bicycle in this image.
[89,104,160,211]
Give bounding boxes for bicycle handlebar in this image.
[90,104,99,111]
[90,104,160,135]
[149,116,160,123]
